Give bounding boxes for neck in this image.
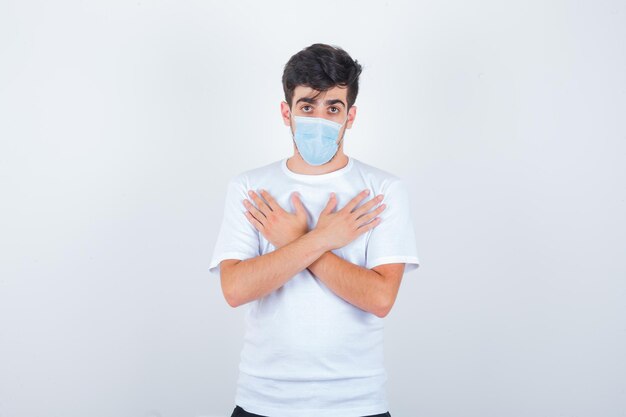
[287,150,349,175]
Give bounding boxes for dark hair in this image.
[282,43,363,111]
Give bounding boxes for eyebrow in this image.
[295,97,346,108]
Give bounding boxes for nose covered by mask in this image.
[290,110,349,166]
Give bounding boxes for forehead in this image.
[293,85,348,102]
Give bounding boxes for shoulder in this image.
[350,157,406,191]
[228,159,283,187]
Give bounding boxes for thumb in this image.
[321,192,337,215]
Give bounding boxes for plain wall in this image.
[0,0,624,416]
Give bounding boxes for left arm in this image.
[307,252,404,318]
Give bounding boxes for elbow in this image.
[374,296,393,318]
[222,276,241,308]
[220,262,243,308]
[373,304,391,319]
[374,306,391,319]
[224,287,240,308]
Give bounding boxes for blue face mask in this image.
[290,111,349,166]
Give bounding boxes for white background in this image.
[1,1,625,416]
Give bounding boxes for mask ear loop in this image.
[289,108,296,140]
[336,111,349,148]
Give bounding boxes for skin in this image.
[220,86,405,318]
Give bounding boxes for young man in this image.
[209,43,420,417]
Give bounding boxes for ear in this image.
[346,105,357,129]
[280,101,292,127]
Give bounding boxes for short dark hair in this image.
[282,43,363,111]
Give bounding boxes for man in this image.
[209,43,420,417]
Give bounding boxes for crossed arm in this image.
[220,189,405,318]
[306,251,405,318]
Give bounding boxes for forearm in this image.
[306,251,387,317]
[229,230,328,307]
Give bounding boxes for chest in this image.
[253,183,373,260]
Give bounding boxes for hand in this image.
[243,189,308,249]
[313,189,386,251]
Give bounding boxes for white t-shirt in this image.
[208,155,420,417]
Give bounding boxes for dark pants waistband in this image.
[230,404,392,417]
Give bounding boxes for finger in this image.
[357,203,386,224]
[243,198,266,223]
[321,192,338,215]
[357,216,382,232]
[247,190,271,216]
[260,189,283,213]
[291,192,305,214]
[353,194,384,218]
[344,189,371,213]
[244,210,264,231]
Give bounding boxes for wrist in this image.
[306,228,332,253]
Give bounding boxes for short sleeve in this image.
[365,179,420,273]
[208,176,260,276]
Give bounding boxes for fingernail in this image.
[365,189,370,194]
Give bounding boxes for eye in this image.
[301,105,312,112]
[329,107,340,114]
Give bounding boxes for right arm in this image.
[220,229,329,308]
